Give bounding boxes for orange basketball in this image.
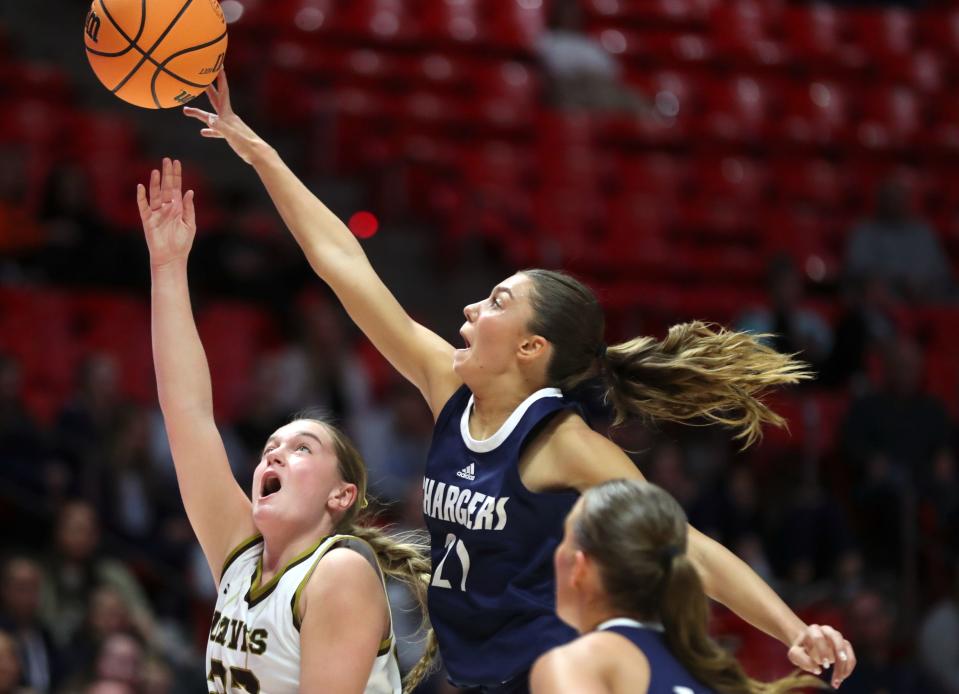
[84,0,228,109]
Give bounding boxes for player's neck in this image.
[581,600,647,634]
[259,521,334,582]
[468,376,545,439]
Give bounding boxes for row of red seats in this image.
[0,289,276,423]
[587,3,959,72]
[239,0,545,52]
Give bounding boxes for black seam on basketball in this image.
[150,30,227,108]
[110,0,194,95]
[89,0,146,57]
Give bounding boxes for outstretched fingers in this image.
[148,168,161,210]
[182,189,196,229]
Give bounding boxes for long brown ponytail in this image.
[298,416,437,692]
[574,480,823,694]
[523,270,811,448]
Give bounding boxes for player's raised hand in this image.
[182,70,266,164]
[136,158,196,268]
[788,623,856,689]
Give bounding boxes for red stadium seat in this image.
[699,75,776,145]
[856,86,921,151]
[918,8,959,57]
[770,158,844,211]
[710,0,785,67]
[334,0,416,43]
[782,5,864,73]
[846,9,915,70]
[482,0,544,51]
[777,81,850,149]
[419,0,484,46]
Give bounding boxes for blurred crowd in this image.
[2,0,959,693]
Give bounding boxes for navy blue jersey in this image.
[423,385,580,687]
[598,618,717,694]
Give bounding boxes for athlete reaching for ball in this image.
[138,158,434,694]
[182,72,857,692]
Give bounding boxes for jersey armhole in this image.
[220,533,263,579]
[290,534,394,655]
[432,384,470,433]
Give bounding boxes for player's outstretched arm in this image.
[138,158,256,584]
[183,72,460,417]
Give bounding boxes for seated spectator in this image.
[737,254,833,378]
[0,629,36,694]
[845,178,953,302]
[39,501,154,652]
[35,164,121,287]
[354,379,435,506]
[819,275,896,390]
[0,354,48,496]
[54,355,128,500]
[0,558,58,693]
[842,587,936,694]
[841,337,953,573]
[535,0,648,114]
[920,565,959,693]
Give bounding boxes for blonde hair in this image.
[296,416,436,692]
[522,270,811,448]
[574,480,823,694]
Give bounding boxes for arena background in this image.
[0,0,957,692]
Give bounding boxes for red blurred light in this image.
[348,211,379,238]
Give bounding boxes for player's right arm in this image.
[138,157,256,585]
[183,72,461,417]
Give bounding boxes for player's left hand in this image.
[787,624,856,689]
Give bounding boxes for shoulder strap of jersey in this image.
[291,533,395,655]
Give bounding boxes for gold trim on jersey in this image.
[289,534,394,656]
[221,533,263,579]
[245,535,331,608]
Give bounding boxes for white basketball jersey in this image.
[205,533,402,694]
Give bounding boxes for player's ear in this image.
[329,483,358,513]
[571,550,589,588]
[517,334,549,364]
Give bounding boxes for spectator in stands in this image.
[920,564,959,693]
[189,188,301,307]
[0,354,48,496]
[819,275,896,390]
[0,147,44,266]
[0,558,58,693]
[36,165,117,287]
[0,629,35,694]
[39,501,154,652]
[841,336,953,573]
[355,379,434,507]
[60,586,146,685]
[95,407,164,544]
[60,633,145,694]
[845,178,953,302]
[271,292,375,433]
[535,0,648,114]
[54,355,127,499]
[842,587,935,694]
[736,254,833,377]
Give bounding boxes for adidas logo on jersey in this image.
[456,463,476,481]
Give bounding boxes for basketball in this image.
[84,0,228,109]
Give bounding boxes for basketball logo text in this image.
[173,90,197,105]
[200,52,225,75]
[85,10,101,42]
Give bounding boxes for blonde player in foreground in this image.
[532,480,834,694]
[137,158,434,694]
